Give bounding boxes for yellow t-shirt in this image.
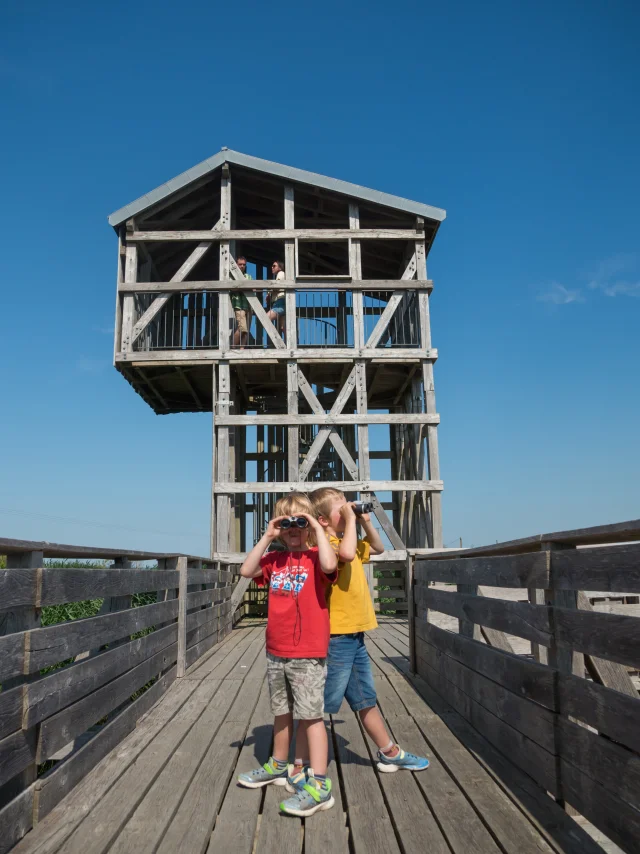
[327,536,378,634]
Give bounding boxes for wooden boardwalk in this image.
[13,618,615,854]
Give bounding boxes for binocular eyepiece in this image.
[279,516,309,529]
[353,501,374,515]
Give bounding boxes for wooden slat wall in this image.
[411,529,640,854]
[0,549,235,853]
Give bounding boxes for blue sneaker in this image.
[285,764,309,794]
[238,758,288,788]
[377,747,429,773]
[280,772,335,816]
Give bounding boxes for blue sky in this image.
[1,0,638,554]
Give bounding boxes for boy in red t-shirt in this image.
[237,493,337,817]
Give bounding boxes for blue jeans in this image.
[324,633,377,714]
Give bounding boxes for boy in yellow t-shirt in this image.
[286,487,429,789]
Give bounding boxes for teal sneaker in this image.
[238,758,288,788]
[285,764,309,794]
[377,747,429,773]
[280,773,335,817]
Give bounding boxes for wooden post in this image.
[176,556,188,677]
[284,187,297,349]
[210,365,217,559]
[287,360,299,482]
[416,240,442,549]
[406,554,417,673]
[457,583,482,640]
[120,222,138,353]
[0,550,42,806]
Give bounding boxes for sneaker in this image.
[285,764,309,794]
[376,747,429,773]
[238,759,288,788]
[279,772,335,817]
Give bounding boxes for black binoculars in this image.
[353,501,374,515]
[279,516,309,529]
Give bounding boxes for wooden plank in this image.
[416,636,556,752]
[559,672,640,753]
[119,278,434,293]
[554,605,640,670]
[24,599,178,673]
[389,716,500,854]
[34,665,177,820]
[0,569,37,610]
[107,679,243,854]
[10,677,200,854]
[119,346,437,362]
[332,708,401,854]
[209,678,271,854]
[37,642,178,762]
[577,591,638,696]
[416,656,558,795]
[560,758,640,853]
[415,552,550,588]
[215,413,441,426]
[302,719,350,854]
[418,587,552,648]
[416,620,556,710]
[130,228,421,241]
[58,678,224,854]
[35,570,178,607]
[186,588,224,609]
[187,568,222,584]
[216,479,443,493]
[551,543,640,593]
[0,784,34,854]
[405,674,608,854]
[0,686,22,739]
[558,717,640,811]
[183,622,255,680]
[24,623,178,728]
[0,728,36,789]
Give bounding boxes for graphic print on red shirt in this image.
[258,548,335,659]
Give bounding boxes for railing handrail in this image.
[118,278,433,293]
[415,517,640,561]
[0,536,212,562]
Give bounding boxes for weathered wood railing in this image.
[412,519,640,854]
[0,537,234,853]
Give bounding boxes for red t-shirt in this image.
[258,548,335,658]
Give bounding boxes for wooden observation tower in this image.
[109,150,445,561]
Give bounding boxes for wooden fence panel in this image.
[412,524,640,854]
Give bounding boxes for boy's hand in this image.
[341,503,357,520]
[265,516,287,539]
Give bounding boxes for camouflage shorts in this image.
[266,653,327,719]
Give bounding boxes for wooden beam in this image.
[119,279,433,293]
[129,228,420,242]
[215,413,440,426]
[175,367,203,409]
[241,294,285,349]
[214,480,444,494]
[129,218,222,344]
[364,291,404,348]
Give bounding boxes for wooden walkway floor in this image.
[13,618,615,854]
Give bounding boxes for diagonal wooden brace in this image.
[129,219,222,345]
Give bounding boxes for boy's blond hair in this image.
[309,487,345,521]
[274,492,317,546]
